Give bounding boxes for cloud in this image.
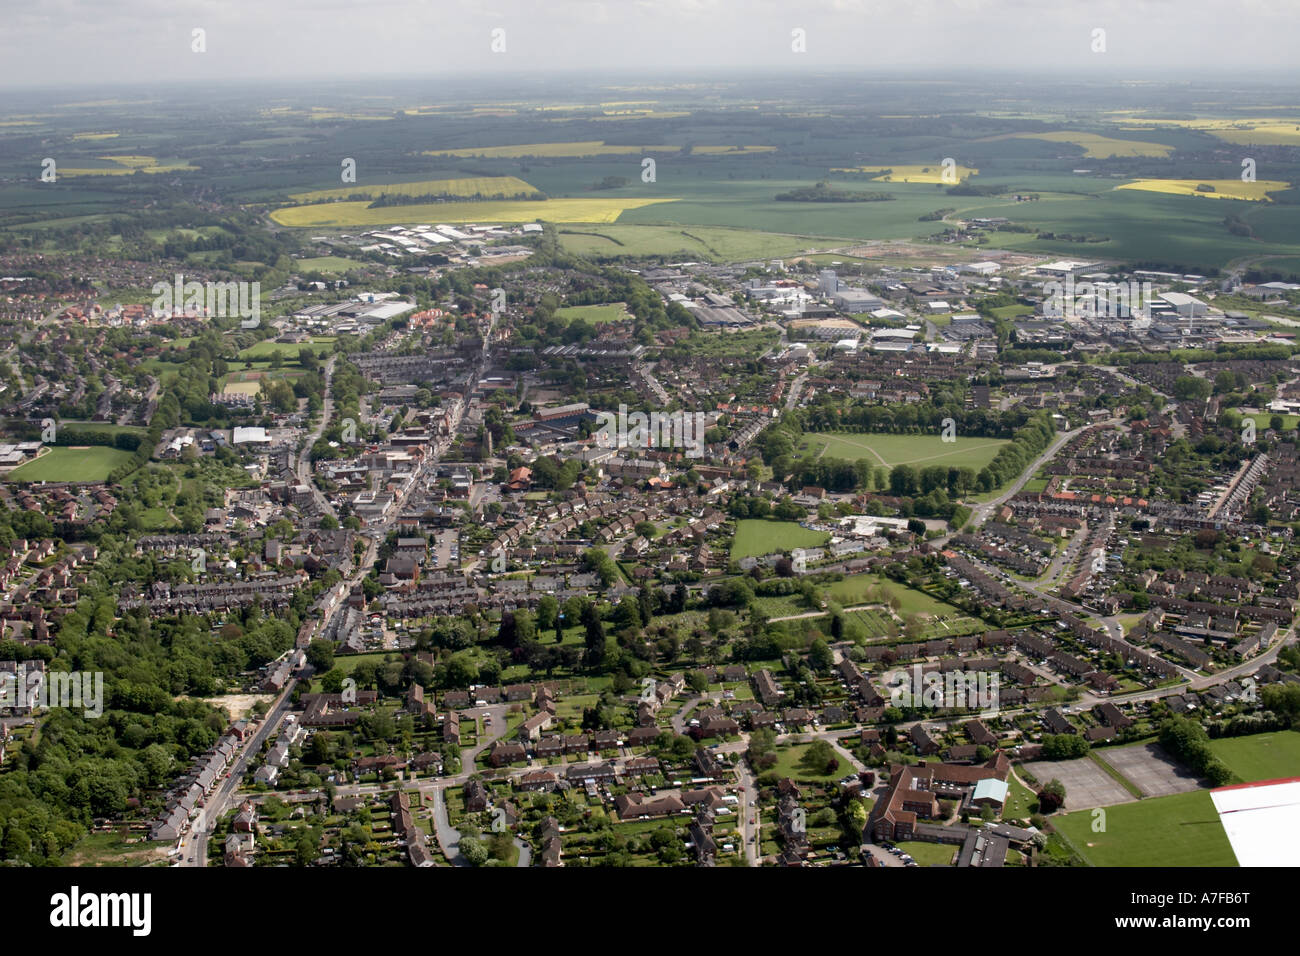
[0,0,1293,86]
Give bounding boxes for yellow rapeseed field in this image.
[289,176,541,203]
[983,130,1173,158]
[1115,179,1290,202]
[1106,113,1300,146]
[60,155,194,176]
[269,196,679,228]
[831,164,978,183]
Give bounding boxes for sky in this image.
[1,0,1296,88]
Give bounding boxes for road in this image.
[182,675,301,866]
[964,422,1094,531]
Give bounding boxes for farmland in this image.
[269,196,679,228]
[831,164,979,183]
[425,141,775,158]
[795,432,1009,472]
[982,130,1175,158]
[289,176,541,203]
[5,446,135,483]
[557,224,824,261]
[59,154,196,176]
[1115,179,1291,202]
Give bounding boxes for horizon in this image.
[2,0,1296,89]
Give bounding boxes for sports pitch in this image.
[5,446,135,483]
[730,519,829,560]
[796,432,1009,471]
[1207,730,1300,783]
[1054,790,1238,867]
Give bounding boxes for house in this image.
[232,800,258,834]
[909,723,940,755]
[615,791,686,821]
[489,741,528,767]
[518,712,553,741]
[1042,708,1075,735]
[464,779,490,813]
[753,669,782,707]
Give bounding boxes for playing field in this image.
[796,432,1009,471]
[730,519,829,560]
[553,304,627,324]
[1116,179,1290,202]
[1207,730,1300,783]
[6,446,135,482]
[1054,790,1238,867]
[294,256,368,273]
[236,337,335,360]
[269,196,679,228]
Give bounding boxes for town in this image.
[1,48,1299,879]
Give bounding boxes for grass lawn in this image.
[894,840,958,866]
[769,742,849,783]
[236,337,335,361]
[294,256,368,273]
[1003,775,1040,820]
[826,572,963,618]
[1054,790,1237,867]
[1207,730,1300,783]
[553,303,628,324]
[1245,412,1300,431]
[795,431,1009,472]
[6,446,135,482]
[730,519,829,560]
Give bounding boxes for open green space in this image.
[1054,790,1237,867]
[894,840,958,866]
[769,742,849,783]
[236,337,336,361]
[5,446,135,483]
[1207,730,1300,783]
[796,431,1010,472]
[826,572,963,618]
[730,519,830,560]
[553,303,628,324]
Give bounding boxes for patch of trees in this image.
[1158,716,1233,786]
[775,182,893,202]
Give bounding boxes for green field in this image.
[5,446,135,483]
[1207,730,1300,783]
[894,840,959,866]
[557,223,827,261]
[1245,412,1300,431]
[769,742,849,783]
[730,519,829,560]
[294,256,368,273]
[553,303,628,324]
[796,432,1010,472]
[236,337,335,361]
[1054,790,1238,867]
[826,572,962,617]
